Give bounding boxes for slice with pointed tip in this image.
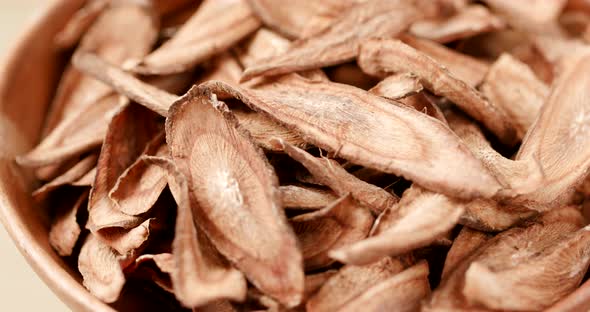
[32,154,97,201]
[130,0,261,75]
[240,0,424,81]
[54,0,109,50]
[279,185,338,210]
[146,157,248,308]
[330,185,464,265]
[165,86,303,306]
[49,190,89,256]
[369,73,423,100]
[291,194,374,270]
[233,110,308,152]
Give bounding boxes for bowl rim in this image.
[0,1,113,311]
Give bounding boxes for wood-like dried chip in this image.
[279,185,338,210]
[369,73,423,100]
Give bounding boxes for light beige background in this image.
[0,1,70,311]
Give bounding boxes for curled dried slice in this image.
[130,0,261,75]
[109,135,169,216]
[481,53,548,139]
[49,190,88,256]
[306,256,407,312]
[291,194,373,270]
[241,0,424,81]
[246,0,359,39]
[54,0,108,50]
[147,157,248,308]
[410,5,505,43]
[338,261,430,312]
[233,110,308,152]
[32,154,97,201]
[441,226,492,280]
[87,104,162,233]
[17,94,124,168]
[44,3,158,134]
[279,185,338,210]
[202,76,502,199]
[166,86,303,306]
[330,185,464,265]
[512,49,590,210]
[358,38,516,145]
[277,141,397,215]
[369,73,423,100]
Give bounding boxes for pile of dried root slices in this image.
[18,0,590,311]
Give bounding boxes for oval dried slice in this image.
[240,0,424,81]
[512,49,590,210]
[410,5,505,43]
[290,194,374,270]
[330,185,464,265]
[338,261,430,312]
[49,190,89,256]
[369,73,423,100]
[165,86,303,306]
[201,76,502,199]
[130,0,261,75]
[32,153,97,201]
[277,141,398,215]
[358,38,516,145]
[279,185,338,210]
[306,256,408,312]
[480,53,548,139]
[147,157,248,308]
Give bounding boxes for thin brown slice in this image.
[358,38,516,145]
[369,73,423,100]
[87,104,162,233]
[290,194,374,270]
[202,76,502,199]
[277,141,397,215]
[147,157,248,308]
[460,198,537,232]
[441,226,492,280]
[338,261,431,312]
[17,94,124,168]
[330,185,464,265]
[481,53,548,139]
[279,185,338,210]
[240,0,425,81]
[73,166,97,187]
[54,0,109,50]
[410,5,505,43]
[130,0,261,75]
[197,52,244,85]
[245,0,359,39]
[49,190,89,256]
[109,136,169,216]
[512,49,590,210]
[306,256,408,312]
[44,3,158,134]
[32,154,97,201]
[166,86,303,306]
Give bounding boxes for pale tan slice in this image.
[441,227,492,280]
[54,0,109,50]
[279,185,338,210]
[32,154,97,201]
[369,73,423,100]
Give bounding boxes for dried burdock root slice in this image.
[441,227,492,280]
[410,5,505,44]
[165,86,303,307]
[330,185,464,265]
[279,185,338,210]
[86,103,162,233]
[290,194,374,270]
[400,35,490,88]
[74,167,97,187]
[325,63,381,90]
[32,154,97,201]
[480,53,548,140]
[482,0,567,32]
[338,261,430,312]
[49,190,89,257]
[460,198,537,232]
[130,0,261,75]
[276,141,398,215]
[44,3,158,134]
[196,53,244,85]
[109,135,169,216]
[17,94,124,168]
[511,49,590,210]
[202,77,502,199]
[358,38,516,145]
[425,207,585,311]
[397,92,447,123]
[306,256,408,312]
[147,157,248,308]
[54,0,109,50]
[369,73,423,100]
[240,0,425,81]
[245,0,359,39]
[233,28,291,68]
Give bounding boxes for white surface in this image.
[0,1,70,311]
